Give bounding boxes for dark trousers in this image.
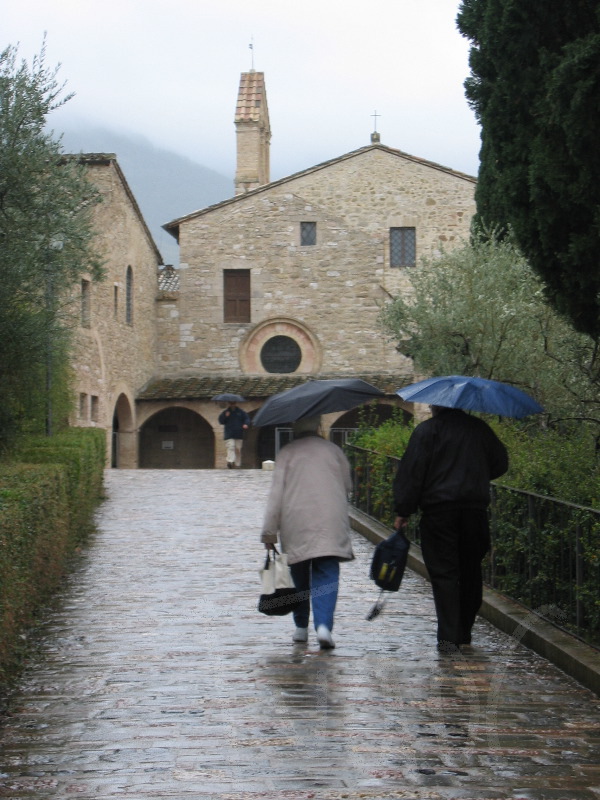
[419,507,490,645]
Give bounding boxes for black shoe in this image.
[437,640,461,654]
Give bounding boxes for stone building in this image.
[72,71,477,469]
[70,154,163,468]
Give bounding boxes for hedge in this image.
[0,428,105,684]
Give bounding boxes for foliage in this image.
[457,0,600,338]
[348,413,415,457]
[0,428,105,685]
[490,420,599,508]
[348,416,413,528]
[0,41,103,449]
[378,231,600,439]
[487,486,600,644]
[17,427,106,527]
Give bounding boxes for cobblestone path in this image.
[0,469,598,800]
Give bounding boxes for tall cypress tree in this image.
[457,0,600,339]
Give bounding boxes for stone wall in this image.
[70,157,162,466]
[169,146,475,379]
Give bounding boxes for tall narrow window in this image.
[224,269,251,323]
[90,395,99,422]
[81,280,91,327]
[300,221,317,246]
[390,227,416,267]
[125,266,133,324]
[113,284,119,318]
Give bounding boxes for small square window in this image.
[390,227,416,267]
[300,221,316,246]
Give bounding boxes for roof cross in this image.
[371,110,381,132]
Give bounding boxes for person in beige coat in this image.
[261,416,354,649]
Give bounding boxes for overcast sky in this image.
[4,0,481,181]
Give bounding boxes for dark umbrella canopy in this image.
[252,379,385,426]
[211,393,246,403]
[397,375,543,419]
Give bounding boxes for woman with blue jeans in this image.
[289,557,340,640]
[260,416,354,649]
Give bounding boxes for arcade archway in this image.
[112,393,135,468]
[139,407,214,468]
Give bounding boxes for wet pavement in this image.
[0,468,599,800]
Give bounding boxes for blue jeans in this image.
[289,557,340,631]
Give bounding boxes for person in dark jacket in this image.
[393,406,508,652]
[218,402,250,468]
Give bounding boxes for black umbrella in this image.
[211,393,246,403]
[252,378,385,426]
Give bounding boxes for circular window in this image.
[260,335,302,373]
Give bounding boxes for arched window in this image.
[125,266,133,324]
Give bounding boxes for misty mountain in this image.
[59,125,233,265]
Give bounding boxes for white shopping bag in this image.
[260,549,294,593]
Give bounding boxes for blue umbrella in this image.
[397,375,543,419]
[252,378,385,426]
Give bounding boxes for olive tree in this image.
[379,232,599,433]
[0,41,102,446]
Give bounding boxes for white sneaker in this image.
[292,627,308,643]
[316,624,335,650]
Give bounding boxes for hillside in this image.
[58,125,233,265]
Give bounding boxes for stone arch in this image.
[112,393,136,468]
[139,406,215,468]
[240,317,321,374]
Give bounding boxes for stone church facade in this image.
[71,72,477,469]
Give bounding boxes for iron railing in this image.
[346,444,600,648]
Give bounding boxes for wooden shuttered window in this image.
[224,269,251,322]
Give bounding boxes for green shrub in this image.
[351,414,599,508]
[349,414,415,457]
[0,428,105,684]
[488,420,599,507]
[17,428,106,533]
[348,415,415,527]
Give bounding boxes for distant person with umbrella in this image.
[260,415,354,649]
[215,394,250,469]
[393,404,509,653]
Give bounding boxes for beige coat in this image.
[260,434,354,565]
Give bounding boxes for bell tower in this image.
[234,70,271,195]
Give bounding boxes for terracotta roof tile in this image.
[137,373,409,401]
[158,265,180,292]
[235,71,268,124]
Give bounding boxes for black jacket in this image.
[393,409,508,517]
[218,406,250,439]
